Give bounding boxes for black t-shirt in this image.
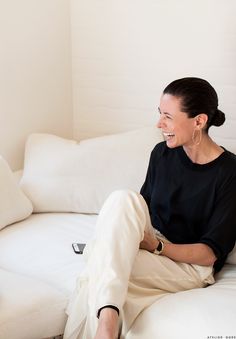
[140,141,236,272]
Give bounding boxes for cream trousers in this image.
[64,190,215,339]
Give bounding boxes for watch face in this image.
[156,241,163,252]
[155,240,164,255]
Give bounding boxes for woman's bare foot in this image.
[95,307,119,339]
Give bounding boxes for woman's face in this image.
[157,93,196,148]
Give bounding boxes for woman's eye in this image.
[158,110,172,120]
[162,113,172,120]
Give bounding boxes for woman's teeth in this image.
[163,132,175,139]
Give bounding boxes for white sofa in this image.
[0,127,236,339]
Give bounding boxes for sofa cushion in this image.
[0,156,33,230]
[226,244,236,264]
[0,268,68,339]
[126,270,236,339]
[20,127,162,213]
[0,212,97,293]
[0,212,97,339]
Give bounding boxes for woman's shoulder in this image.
[151,141,168,159]
[152,140,166,152]
[151,141,180,158]
[218,148,236,182]
[222,148,236,167]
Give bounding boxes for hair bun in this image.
[211,109,225,127]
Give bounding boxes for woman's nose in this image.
[157,116,164,129]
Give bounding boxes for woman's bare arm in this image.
[140,231,216,266]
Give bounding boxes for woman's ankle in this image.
[95,308,119,339]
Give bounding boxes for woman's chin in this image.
[165,138,177,148]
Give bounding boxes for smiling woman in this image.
[64,77,236,339]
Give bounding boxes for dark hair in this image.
[163,77,225,131]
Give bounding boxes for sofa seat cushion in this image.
[0,212,97,294]
[0,268,68,339]
[126,264,236,339]
[213,263,236,288]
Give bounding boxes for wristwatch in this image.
[154,240,164,255]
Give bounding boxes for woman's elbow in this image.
[200,244,217,266]
[202,255,217,266]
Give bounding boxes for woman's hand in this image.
[139,231,159,253]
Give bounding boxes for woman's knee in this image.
[107,189,144,205]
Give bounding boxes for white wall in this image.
[70,0,236,152]
[0,0,73,170]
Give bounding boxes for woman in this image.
[64,77,236,339]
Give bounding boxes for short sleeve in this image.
[199,172,236,271]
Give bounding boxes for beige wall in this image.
[70,0,236,153]
[0,0,73,170]
[1,1,236,171]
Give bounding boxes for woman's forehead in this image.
[159,94,182,111]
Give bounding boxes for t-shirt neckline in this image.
[177,146,227,171]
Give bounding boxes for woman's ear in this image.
[195,114,208,129]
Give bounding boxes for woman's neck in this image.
[183,134,224,164]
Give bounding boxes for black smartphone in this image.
[72,243,86,254]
